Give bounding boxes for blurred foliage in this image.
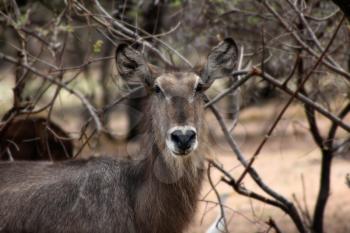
[15,10,30,28]
[93,40,104,54]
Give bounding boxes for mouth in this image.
[171,149,192,157]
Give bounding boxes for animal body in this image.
[0,38,238,233]
[0,117,73,161]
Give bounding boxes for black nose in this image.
[170,130,196,151]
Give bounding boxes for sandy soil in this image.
[186,102,350,233]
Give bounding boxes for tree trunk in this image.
[312,149,333,233]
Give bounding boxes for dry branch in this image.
[237,15,346,185]
[0,52,102,132]
[206,101,307,233]
[263,0,350,82]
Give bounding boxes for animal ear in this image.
[201,38,238,87]
[115,44,153,88]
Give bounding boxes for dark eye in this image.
[154,85,163,95]
[195,83,203,93]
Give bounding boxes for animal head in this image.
[115,39,238,158]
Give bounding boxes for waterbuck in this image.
[0,117,74,161]
[0,38,238,233]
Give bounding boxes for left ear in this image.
[115,43,153,88]
[201,38,239,86]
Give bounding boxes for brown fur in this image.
[0,117,73,161]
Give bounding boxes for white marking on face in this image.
[154,79,172,101]
[165,126,198,157]
[188,74,201,103]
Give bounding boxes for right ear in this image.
[201,38,239,87]
[115,44,153,88]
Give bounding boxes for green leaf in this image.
[170,0,182,7]
[93,40,104,53]
[66,24,74,33]
[58,24,74,33]
[15,10,30,28]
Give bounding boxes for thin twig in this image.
[207,163,229,233]
[259,70,350,132]
[206,101,306,233]
[205,70,252,108]
[0,52,102,132]
[263,0,350,82]
[236,15,346,185]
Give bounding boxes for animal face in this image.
[152,72,203,156]
[115,39,238,157]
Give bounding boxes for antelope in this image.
[0,38,238,233]
[0,117,73,161]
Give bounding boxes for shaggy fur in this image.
[0,96,206,233]
[0,117,73,161]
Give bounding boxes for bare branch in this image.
[263,0,350,82]
[237,15,346,184]
[207,163,229,233]
[0,52,102,132]
[258,70,350,133]
[205,70,253,108]
[206,101,307,233]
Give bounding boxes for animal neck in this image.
[133,101,206,233]
[134,144,205,233]
[148,143,204,183]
